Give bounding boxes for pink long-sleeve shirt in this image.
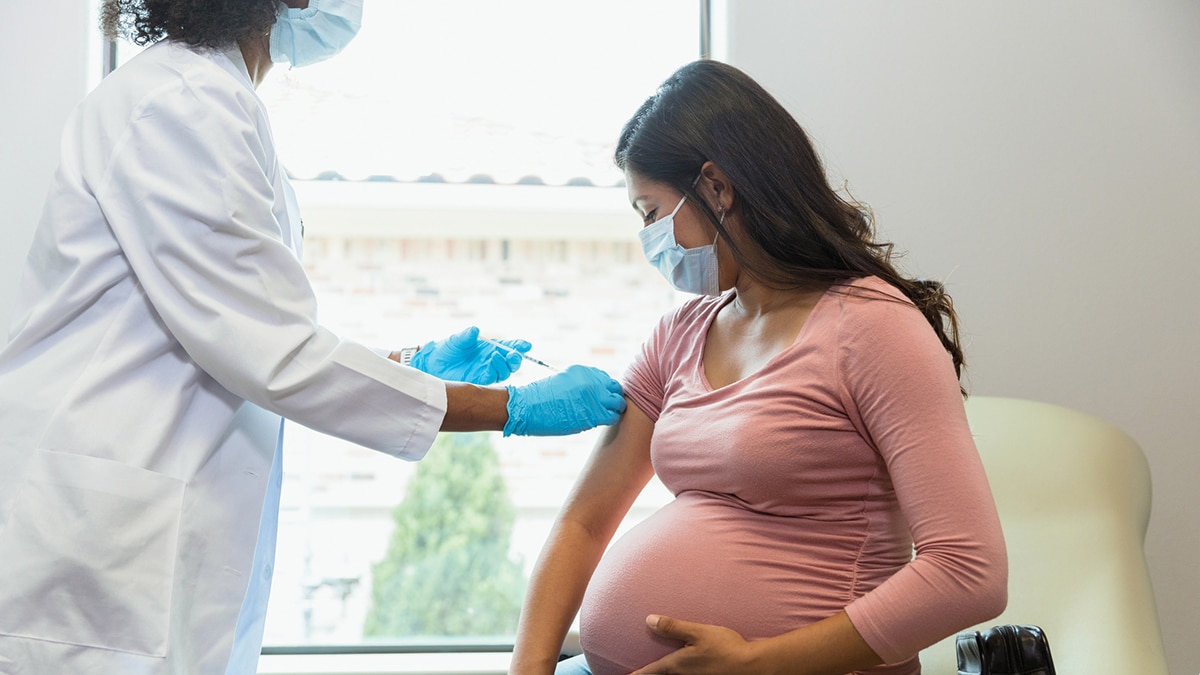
[577,276,1007,675]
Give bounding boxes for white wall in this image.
[725,2,1199,673]
[1,0,91,322]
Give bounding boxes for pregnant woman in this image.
[509,60,1008,675]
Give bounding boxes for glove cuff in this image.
[502,384,521,437]
[406,341,438,373]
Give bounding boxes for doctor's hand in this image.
[503,365,625,436]
[629,615,757,675]
[409,326,530,385]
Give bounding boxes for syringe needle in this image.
[484,338,558,371]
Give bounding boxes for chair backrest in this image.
[918,397,1168,674]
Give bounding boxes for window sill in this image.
[257,651,512,675]
[257,633,580,675]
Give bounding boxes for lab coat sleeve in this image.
[91,69,445,460]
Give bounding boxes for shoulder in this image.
[831,275,910,306]
[829,276,920,327]
[655,292,729,337]
[825,276,946,359]
[635,292,726,371]
[79,42,279,198]
[829,279,963,426]
[98,41,264,125]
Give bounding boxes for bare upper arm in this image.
[557,398,657,542]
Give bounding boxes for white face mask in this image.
[269,0,363,68]
[638,193,721,296]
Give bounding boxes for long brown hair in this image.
[616,60,965,390]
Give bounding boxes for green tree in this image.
[363,432,526,638]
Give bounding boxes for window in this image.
[252,0,702,653]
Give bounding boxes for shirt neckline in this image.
[695,285,836,393]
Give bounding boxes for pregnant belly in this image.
[578,492,866,675]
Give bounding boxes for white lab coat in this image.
[0,40,447,674]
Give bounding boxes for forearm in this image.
[510,520,609,674]
[440,382,509,432]
[749,611,882,675]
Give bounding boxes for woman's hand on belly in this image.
[628,614,758,675]
[628,610,884,675]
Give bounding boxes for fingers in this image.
[627,616,686,675]
[568,366,626,422]
[562,363,590,378]
[503,350,523,370]
[628,660,669,675]
[646,614,693,641]
[446,325,481,349]
[485,337,530,380]
[565,364,618,386]
[625,616,689,674]
[602,390,627,413]
[499,338,532,354]
[591,371,626,412]
[490,348,517,370]
[505,365,625,435]
[594,408,621,427]
[480,352,510,385]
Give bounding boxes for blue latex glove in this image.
[410,326,531,385]
[504,365,626,437]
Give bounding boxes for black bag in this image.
[956,624,1056,675]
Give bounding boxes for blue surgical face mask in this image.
[270,0,363,68]
[638,193,721,296]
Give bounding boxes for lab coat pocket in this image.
[0,449,184,657]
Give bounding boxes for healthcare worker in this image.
[0,0,626,673]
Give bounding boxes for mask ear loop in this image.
[711,205,724,250]
[664,192,689,222]
[699,170,726,228]
[696,171,725,247]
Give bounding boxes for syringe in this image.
[484,338,559,372]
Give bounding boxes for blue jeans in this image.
[555,654,593,675]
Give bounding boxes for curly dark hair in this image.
[101,0,280,50]
[617,60,967,391]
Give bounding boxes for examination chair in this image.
[918,396,1169,674]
